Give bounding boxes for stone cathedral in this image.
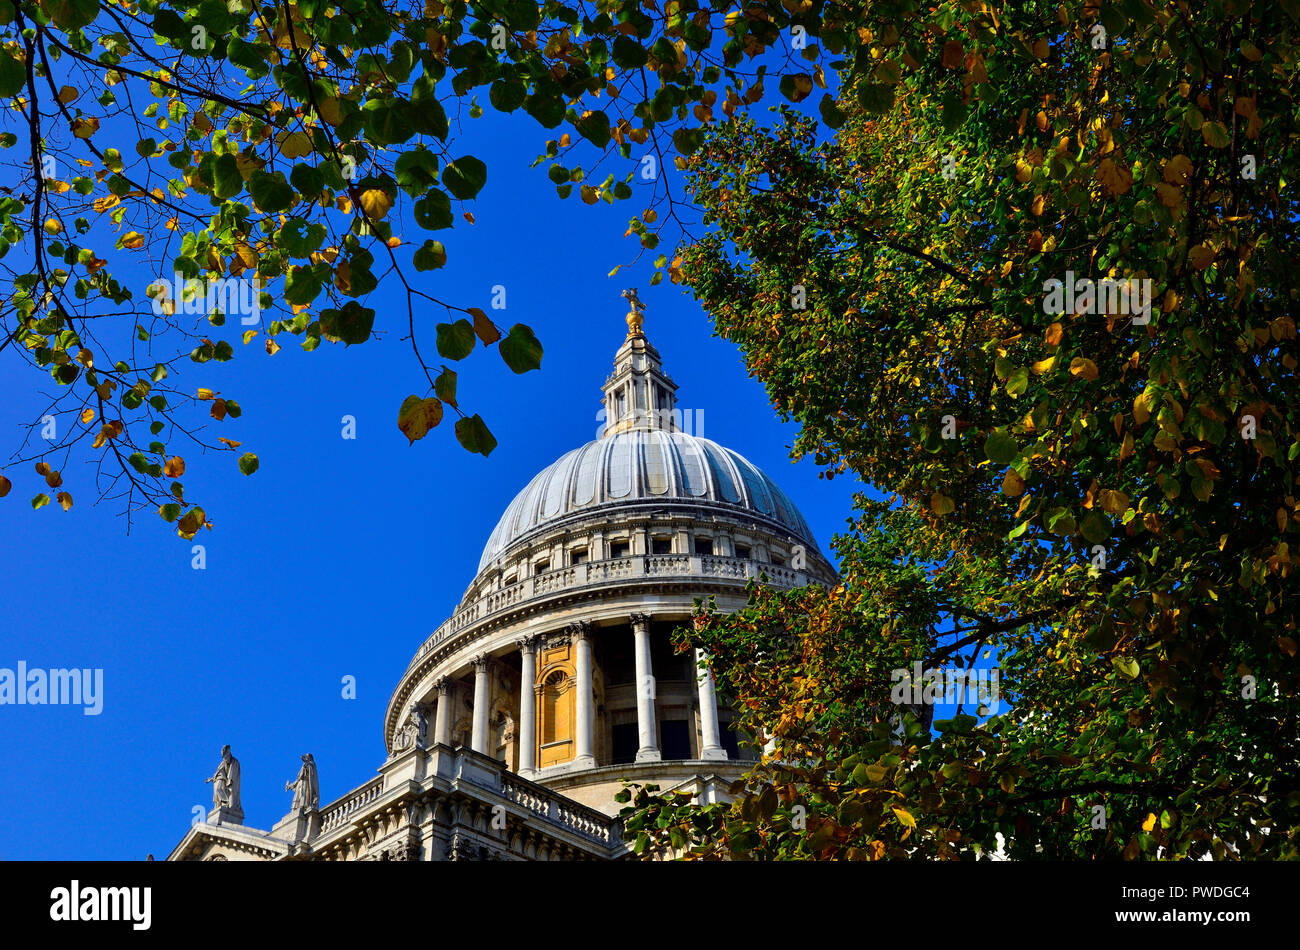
[168,298,836,861]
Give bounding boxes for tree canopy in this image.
[620,0,1299,860]
[0,0,843,529]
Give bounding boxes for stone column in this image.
[572,622,596,769]
[471,655,491,755]
[518,636,539,778]
[631,613,660,762]
[433,678,452,747]
[695,648,727,760]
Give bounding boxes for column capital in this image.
[472,653,493,673]
[433,677,451,696]
[517,633,540,654]
[629,611,652,629]
[565,619,593,642]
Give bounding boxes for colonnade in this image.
[422,614,728,777]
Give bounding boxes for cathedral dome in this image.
[477,430,818,573]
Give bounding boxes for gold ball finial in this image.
[621,287,646,340]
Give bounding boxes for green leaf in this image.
[984,429,1020,465]
[238,452,259,475]
[499,323,543,374]
[0,51,25,99]
[489,79,527,113]
[413,190,453,229]
[442,156,488,200]
[279,218,326,257]
[1080,510,1111,545]
[1112,656,1140,680]
[319,302,374,345]
[32,493,51,510]
[455,414,497,456]
[434,367,457,405]
[44,0,99,30]
[248,170,294,212]
[413,240,447,271]
[395,148,440,197]
[436,319,476,360]
[575,110,611,148]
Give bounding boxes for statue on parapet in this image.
[205,744,243,823]
[285,753,319,813]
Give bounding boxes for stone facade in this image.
[168,307,835,862]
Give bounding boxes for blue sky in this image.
[0,102,870,859]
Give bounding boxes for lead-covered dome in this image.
[478,430,817,572]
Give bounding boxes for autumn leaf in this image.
[397,395,444,444]
[469,308,500,344]
[164,457,186,477]
[1069,357,1099,381]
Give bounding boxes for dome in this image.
[477,430,818,572]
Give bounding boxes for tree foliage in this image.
[1,0,847,528]
[622,0,1299,859]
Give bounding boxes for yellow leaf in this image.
[1133,393,1153,425]
[316,97,343,126]
[277,130,313,159]
[80,407,95,425]
[1069,357,1098,381]
[164,456,186,477]
[56,491,73,511]
[1188,244,1214,269]
[1155,183,1183,208]
[1031,355,1056,374]
[930,492,955,516]
[358,188,393,220]
[397,395,444,444]
[71,117,100,139]
[1096,158,1131,196]
[243,329,259,344]
[196,388,216,400]
[218,437,242,449]
[1045,322,1063,346]
[1142,813,1157,833]
[1162,155,1192,186]
[57,85,79,104]
[265,338,281,356]
[122,231,146,250]
[892,806,917,830]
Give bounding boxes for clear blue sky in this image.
[0,103,869,859]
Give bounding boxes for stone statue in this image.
[205,744,241,812]
[285,753,319,812]
[393,702,428,752]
